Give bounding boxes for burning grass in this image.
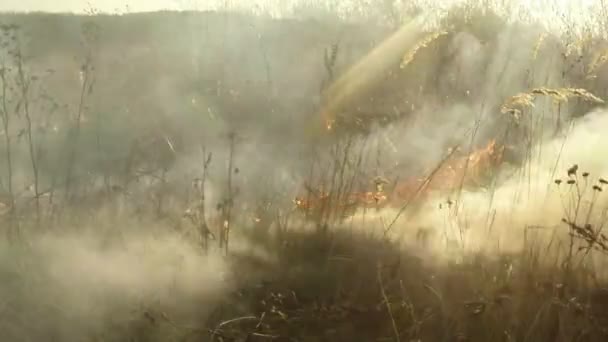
[2,3,608,342]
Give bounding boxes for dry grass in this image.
[587,49,608,79]
[2,4,608,342]
[501,87,605,120]
[533,32,548,60]
[209,226,608,341]
[400,30,448,69]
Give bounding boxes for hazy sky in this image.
[0,0,599,17]
[0,0,598,13]
[0,0,296,13]
[0,0,314,14]
[0,0,602,37]
[0,0,181,13]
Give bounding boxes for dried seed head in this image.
[568,164,578,177]
[567,179,576,185]
[583,172,590,177]
[599,178,608,185]
[555,179,562,185]
[593,185,603,192]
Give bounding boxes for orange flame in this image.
[294,139,505,218]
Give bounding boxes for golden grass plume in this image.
[501,87,605,119]
[587,48,608,80]
[400,30,448,68]
[532,32,547,60]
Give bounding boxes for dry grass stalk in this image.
[400,30,448,68]
[501,87,605,119]
[532,32,548,60]
[586,49,608,79]
[565,32,593,57]
[500,93,535,119]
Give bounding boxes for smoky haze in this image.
[0,1,607,340]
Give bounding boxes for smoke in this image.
[0,224,231,341]
[362,107,606,262]
[0,2,607,339]
[311,9,608,267]
[332,107,607,275]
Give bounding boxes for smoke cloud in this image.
[0,1,607,340]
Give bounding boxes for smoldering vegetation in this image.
[0,2,608,341]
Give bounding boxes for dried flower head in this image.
[568,164,578,177]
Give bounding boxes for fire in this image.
[294,139,507,219]
[391,139,504,204]
[293,189,389,220]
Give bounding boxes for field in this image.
[1,2,608,341]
